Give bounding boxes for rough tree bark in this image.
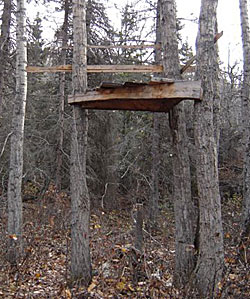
[55,0,69,191]
[70,0,92,286]
[160,0,195,287]
[239,0,250,238]
[212,21,221,149]
[7,0,27,265]
[0,0,12,114]
[150,114,160,224]
[103,111,119,210]
[193,0,224,297]
[150,0,161,226]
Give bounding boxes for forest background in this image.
[0,0,249,298]
[29,0,243,68]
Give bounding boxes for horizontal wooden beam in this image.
[68,80,202,112]
[26,32,222,75]
[26,64,163,73]
[63,44,161,50]
[27,65,72,73]
[88,44,160,50]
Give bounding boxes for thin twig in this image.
[101,183,108,210]
[0,131,13,159]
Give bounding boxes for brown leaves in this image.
[0,195,249,298]
[8,234,18,240]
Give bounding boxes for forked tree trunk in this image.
[7,0,27,265]
[194,0,224,296]
[0,0,12,114]
[70,0,92,286]
[159,0,195,287]
[239,0,250,237]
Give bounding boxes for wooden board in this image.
[87,44,161,50]
[26,64,163,73]
[26,32,222,75]
[76,98,183,112]
[68,80,202,112]
[62,44,161,50]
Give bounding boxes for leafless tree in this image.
[7,0,27,265]
[159,0,195,287]
[70,0,92,286]
[193,0,224,296]
[239,0,250,238]
[0,0,12,114]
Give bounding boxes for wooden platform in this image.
[68,79,202,112]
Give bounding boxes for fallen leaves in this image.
[8,234,18,240]
[0,195,249,298]
[87,281,97,292]
[116,280,126,291]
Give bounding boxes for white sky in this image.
[28,0,246,69]
[105,0,244,68]
[177,0,243,68]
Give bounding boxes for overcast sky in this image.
[29,0,246,69]
[177,0,242,68]
[105,0,244,68]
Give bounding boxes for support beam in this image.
[181,31,223,74]
[88,44,161,50]
[62,43,161,50]
[26,32,222,75]
[26,64,164,73]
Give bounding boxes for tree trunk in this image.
[159,0,195,287]
[0,0,12,114]
[56,0,69,191]
[70,0,92,286]
[7,0,27,265]
[150,114,160,225]
[132,203,144,284]
[213,21,221,149]
[194,0,224,297]
[103,111,119,210]
[239,0,250,237]
[150,0,161,226]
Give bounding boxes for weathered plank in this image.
[26,32,222,75]
[87,44,161,50]
[68,80,202,112]
[26,64,163,73]
[77,98,183,112]
[27,65,72,73]
[69,81,201,103]
[149,77,175,84]
[62,44,161,50]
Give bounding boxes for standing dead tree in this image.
[7,0,27,265]
[239,0,250,246]
[193,0,224,297]
[159,0,195,287]
[70,0,92,286]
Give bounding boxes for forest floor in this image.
[0,188,249,298]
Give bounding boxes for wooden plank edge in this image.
[62,43,161,50]
[27,65,164,73]
[68,81,202,104]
